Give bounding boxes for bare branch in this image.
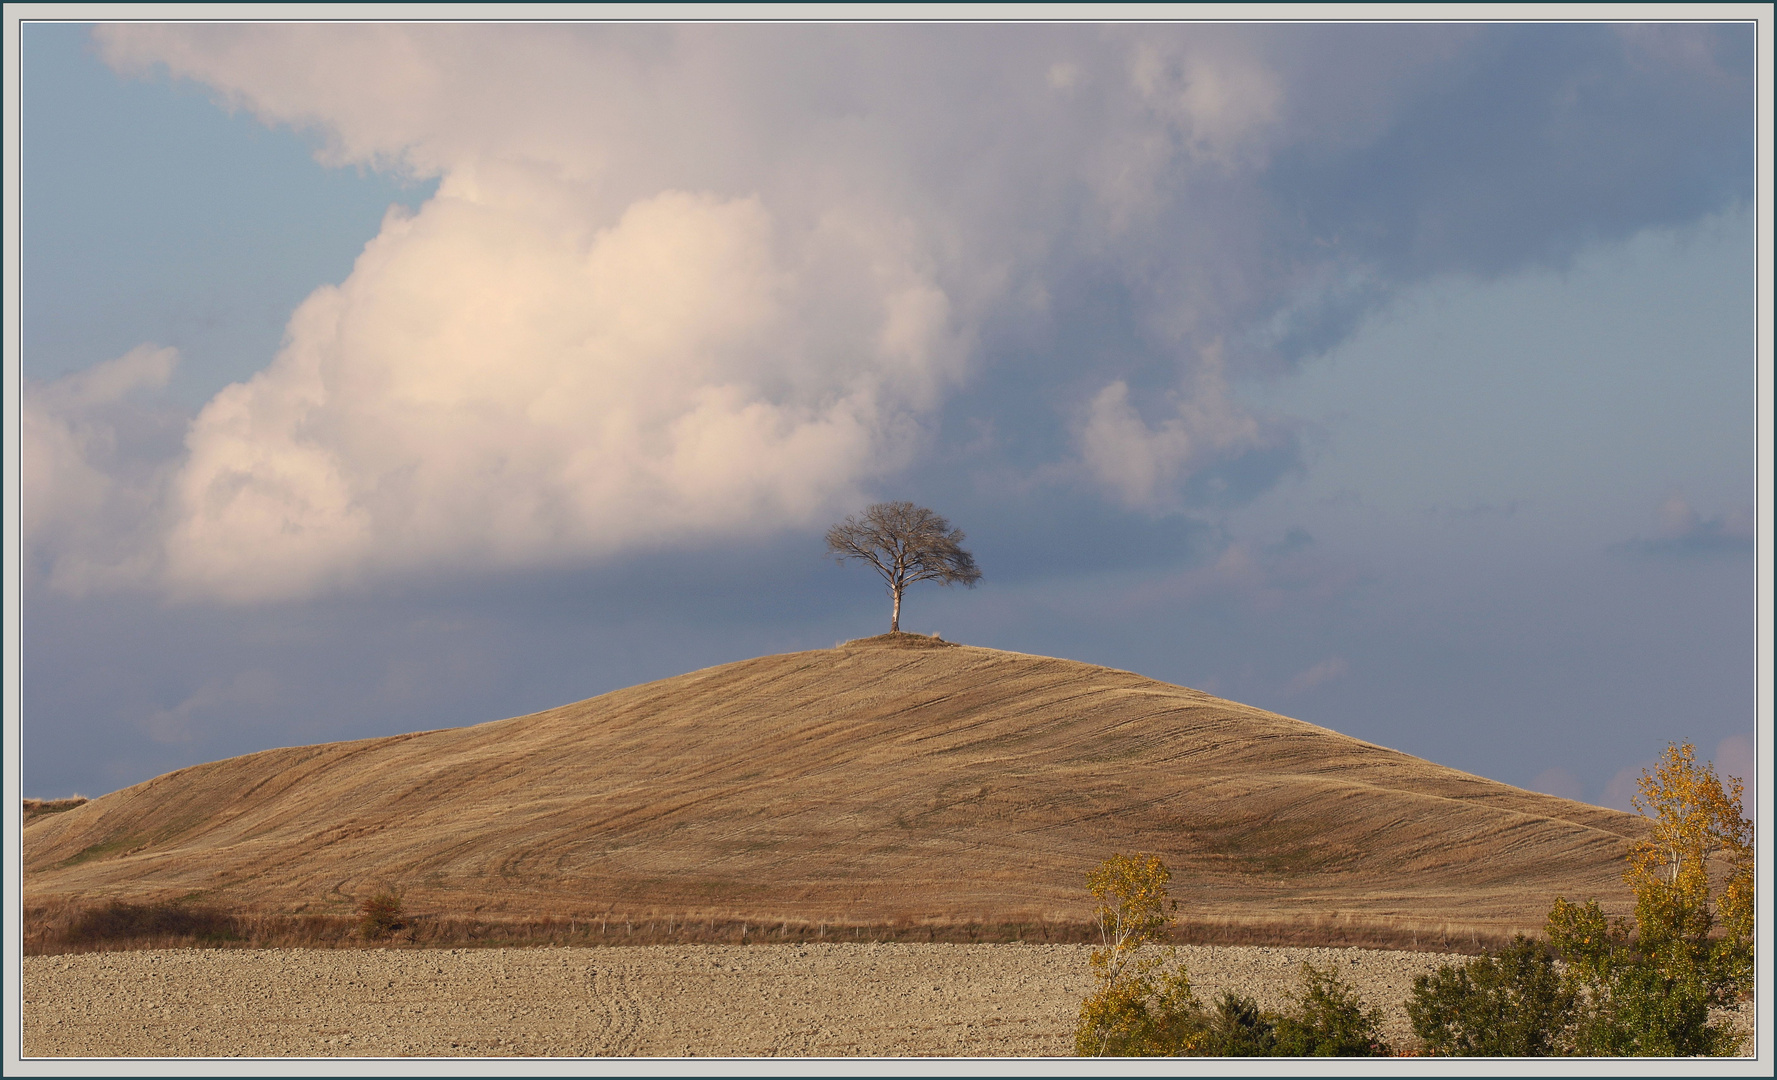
[826,501,982,633]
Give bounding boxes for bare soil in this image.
[24,942,1476,1058]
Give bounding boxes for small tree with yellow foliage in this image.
[1627,741,1754,997]
[1074,853,1393,1057]
[1545,741,1753,1056]
[1074,853,1200,1056]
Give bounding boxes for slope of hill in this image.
[24,636,1644,938]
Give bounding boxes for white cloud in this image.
[1603,738,1756,819]
[1656,492,1753,542]
[1079,344,1265,510]
[76,25,1013,601]
[158,187,959,602]
[31,342,177,411]
[1046,61,1082,91]
[1129,39,1283,168]
[22,345,180,594]
[1104,532,1357,620]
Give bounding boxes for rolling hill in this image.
[24,635,1645,941]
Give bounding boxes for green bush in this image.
[1273,963,1392,1057]
[1549,896,1743,1057]
[1195,992,1278,1056]
[1407,936,1574,1056]
[1406,917,1747,1057]
[1404,744,1753,1058]
[1564,959,1738,1057]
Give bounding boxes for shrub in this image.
[1273,963,1392,1057]
[1407,744,1753,1058]
[1073,854,1392,1058]
[1563,957,1737,1057]
[1407,935,1574,1056]
[1548,895,1742,1057]
[1195,992,1278,1056]
[357,890,405,940]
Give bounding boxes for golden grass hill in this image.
[25,635,1645,949]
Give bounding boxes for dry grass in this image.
[25,640,1646,941]
[840,631,960,649]
[23,798,89,824]
[24,895,1522,957]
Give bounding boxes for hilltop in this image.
[25,636,1643,943]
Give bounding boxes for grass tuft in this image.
[840,632,960,650]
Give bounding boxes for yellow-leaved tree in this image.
[1628,741,1755,992]
[1074,853,1198,1056]
[1546,741,1753,1055]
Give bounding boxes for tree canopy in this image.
[825,502,981,633]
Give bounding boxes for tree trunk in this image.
[891,587,902,633]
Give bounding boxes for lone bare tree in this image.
[826,502,982,633]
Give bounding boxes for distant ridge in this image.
[25,639,1643,939]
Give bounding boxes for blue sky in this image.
[11,19,1766,819]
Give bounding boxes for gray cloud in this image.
[39,23,1751,603]
[21,345,187,592]
[1255,25,1752,343]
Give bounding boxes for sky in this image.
[8,17,1768,823]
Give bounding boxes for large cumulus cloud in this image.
[33,22,1749,602]
[157,187,963,600]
